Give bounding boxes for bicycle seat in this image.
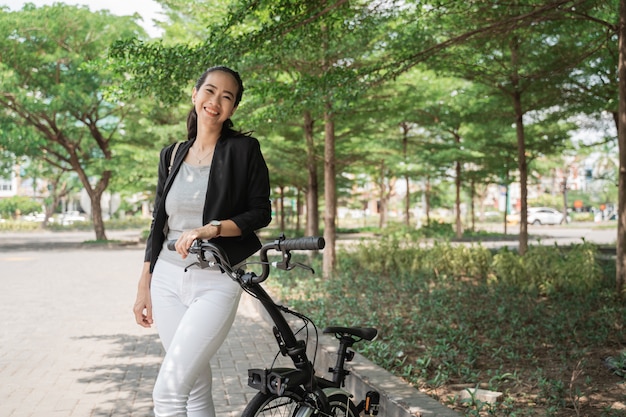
[323,326,378,341]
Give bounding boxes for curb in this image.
[247,296,461,417]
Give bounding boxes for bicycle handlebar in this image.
[167,235,325,285]
[275,236,325,251]
[253,236,325,284]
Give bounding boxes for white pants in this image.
[150,259,242,417]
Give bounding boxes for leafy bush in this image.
[417,221,455,238]
[0,196,42,219]
[105,217,151,230]
[268,238,621,416]
[0,220,41,231]
[492,242,602,296]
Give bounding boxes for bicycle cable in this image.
[190,242,321,387]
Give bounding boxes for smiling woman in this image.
[7,0,164,38]
[134,66,272,417]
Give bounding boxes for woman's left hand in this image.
[175,229,202,259]
[175,222,223,258]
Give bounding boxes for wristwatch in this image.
[209,220,221,238]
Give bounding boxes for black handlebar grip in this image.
[167,240,177,251]
[278,236,325,251]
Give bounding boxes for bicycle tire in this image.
[241,390,303,417]
[241,390,358,417]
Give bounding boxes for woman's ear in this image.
[231,105,238,117]
[191,87,197,104]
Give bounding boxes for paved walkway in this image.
[0,230,459,417]
[0,230,291,417]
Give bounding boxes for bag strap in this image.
[168,142,181,174]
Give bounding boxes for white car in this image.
[527,207,570,225]
[58,211,87,225]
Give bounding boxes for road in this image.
[478,221,617,247]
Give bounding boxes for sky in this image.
[4,0,165,37]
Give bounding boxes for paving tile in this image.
[0,231,458,417]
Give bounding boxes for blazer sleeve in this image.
[143,144,175,263]
[229,138,272,235]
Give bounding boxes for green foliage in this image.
[0,196,42,219]
[492,242,602,296]
[0,220,40,232]
[0,3,157,239]
[268,237,621,415]
[528,194,563,210]
[417,221,456,239]
[0,215,151,232]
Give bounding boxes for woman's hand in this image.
[175,229,203,259]
[175,221,229,258]
[134,263,153,328]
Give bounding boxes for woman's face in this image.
[192,70,239,128]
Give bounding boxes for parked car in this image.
[58,211,87,225]
[507,207,570,225]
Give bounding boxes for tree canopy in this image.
[0,0,622,288]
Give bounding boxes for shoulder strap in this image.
[168,142,181,173]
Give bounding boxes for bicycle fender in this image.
[292,387,354,417]
[321,387,353,399]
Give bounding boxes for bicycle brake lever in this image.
[293,262,314,274]
[184,261,200,272]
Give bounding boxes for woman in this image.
[133,66,271,417]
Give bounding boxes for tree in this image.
[618,0,626,294]
[112,0,400,278]
[20,158,76,226]
[0,3,146,239]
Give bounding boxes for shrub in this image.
[268,236,620,417]
[492,242,602,296]
[0,196,42,219]
[0,220,41,232]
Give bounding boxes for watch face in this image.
[210,220,221,226]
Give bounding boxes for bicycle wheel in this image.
[241,391,358,417]
[241,390,304,417]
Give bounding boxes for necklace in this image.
[190,146,214,164]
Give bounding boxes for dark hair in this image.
[186,66,245,140]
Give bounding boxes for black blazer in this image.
[144,133,272,272]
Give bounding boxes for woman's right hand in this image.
[134,263,153,328]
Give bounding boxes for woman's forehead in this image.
[203,71,239,91]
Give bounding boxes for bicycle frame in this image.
[180,235,379,416]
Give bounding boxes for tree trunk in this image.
[425,177,431,224]
[296,187,302,234]
[44,177,68,227]
[323,103,337,279]
[378,160,388,229]
[401,122,411,226]
[279,186,286,231]
[561,177,569,224]
[89,189,107,241]
[617,0,626,294]
[504,180,509,235]
[513,91,528,255]
[304,111,320,236]
[404,175,410,226]
[470,179,476,232]
[455,158,462,239]
[510,38,528,255]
